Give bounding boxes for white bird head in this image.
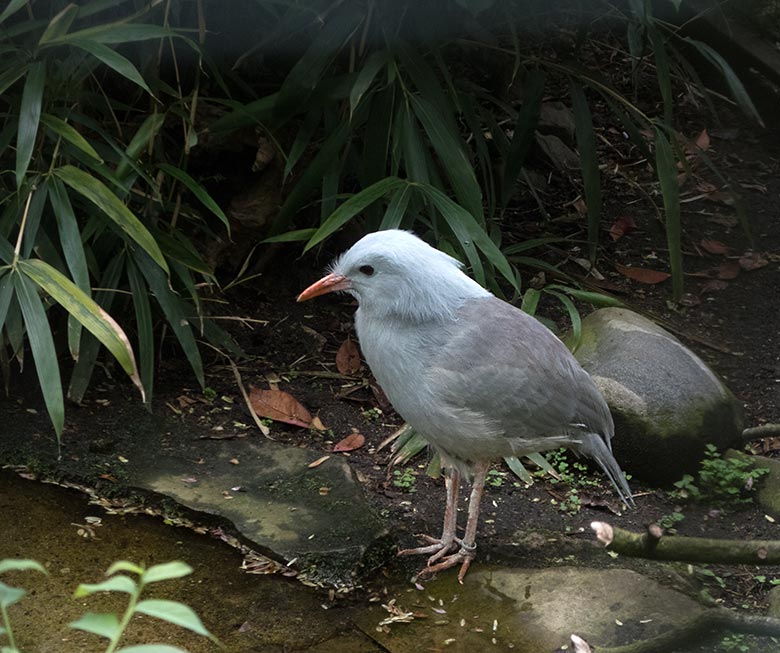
[297,230,490,322]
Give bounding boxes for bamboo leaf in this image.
[40,113,102,161]
[68,40,152,95]
[504,456,532,484]
[304,177,406,251]
[13,272,64,438]
[272,122,350,234]
[349,50,388,118]
[0,0,27,25]
[379,185,412,230]
[134,249,203,387]
[0,273,14,331]
[158,163,229,231]
[502,69,545,205]
[647,26,673,126]
[0,62,27,97]
[16,61,46,187]
[19,259,143,398]
[38,3,79,44]
[68,253,124,403]
[260,228,317,244]
[419,183,518,290]
[570,79,602,261]
[654,127,683,300]
[115,112,165,181]
[283,108,320,180]
[411,94,483,223]
[50,23,172,45]
[545,289,582,352]
[54,165,169,274]
[520,287,540,315]
[127,260,153,405]
[684,37,763,127]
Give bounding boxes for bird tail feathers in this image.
[576,433,635,508]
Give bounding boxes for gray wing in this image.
[425,297,613,445]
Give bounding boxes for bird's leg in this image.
[417,461,489,583]
[397,467,460,559]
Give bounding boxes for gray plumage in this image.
[298,229,632,580]
[326,230,631,504]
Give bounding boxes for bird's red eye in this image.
[359,265,375,276]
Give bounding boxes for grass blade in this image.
[12,272,64,438]
[544,288,582,352]
[570,79,602,262]
[648,25,673,126]
[116,112,165,181]
[55,165,169,274]
[16,61,46,187]
[654,126,682,300]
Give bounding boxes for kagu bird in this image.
[298,230,632,582]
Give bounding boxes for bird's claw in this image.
[415,545,477,584]
[397,534,458,559]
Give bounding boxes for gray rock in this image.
[574,308,744,483]
[535,132,580,170]
[0,401,389,589]
[354,566,708,651]
[538,100,576,142]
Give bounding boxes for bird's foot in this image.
[415,542,477,584]
[397,533,459,561]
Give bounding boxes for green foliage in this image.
[392,467,417,492]
[672,445,769,505]
[213,0,759,305]
[1,558,213,653]
[0,1,238,439]
[657,511,685,533]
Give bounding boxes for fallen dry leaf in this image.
[694,128,710,152]
[739,251,769,271]
[717,261,741,280]
[609,216,637,242]
[249,385,312,428]
[701,279,728,292]
[310,415,327,431]
[615,264,671,285]
[308,455,330,469]
[336,337,361,375]
[333,430,366,452]
[700,239,729,255]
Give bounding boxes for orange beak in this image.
[297,273,351,302]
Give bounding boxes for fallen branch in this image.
[743,423,780,440]
[592,521,780,565]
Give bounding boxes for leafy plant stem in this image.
[104,582,142,653]
[1,602,17,651]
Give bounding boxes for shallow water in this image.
[1,470,777,653]
[0,471,380,653]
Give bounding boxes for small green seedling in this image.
[392,467,417,492]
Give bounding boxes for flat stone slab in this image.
[355,565,707,651]
[0,400,389,589]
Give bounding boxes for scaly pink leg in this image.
[398,467,460,560]
[417,461,489,583]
